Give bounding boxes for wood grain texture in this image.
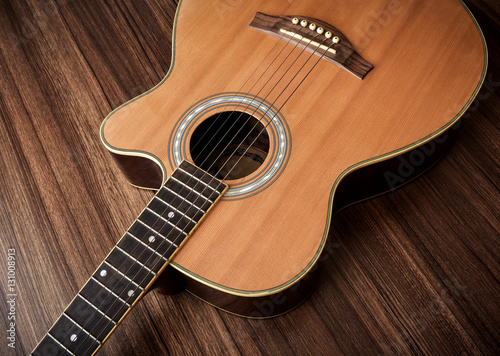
[0,0,498,355]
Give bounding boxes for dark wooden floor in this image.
[0,0,498,355]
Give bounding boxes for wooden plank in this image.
[0,0,498,355]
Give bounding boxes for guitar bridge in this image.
[249,12,373,79]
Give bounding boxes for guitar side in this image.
[101,0,487,316]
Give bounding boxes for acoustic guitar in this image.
[32,0,487,354]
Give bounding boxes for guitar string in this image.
[193,28,326,182]
[189,25,322,179]
[73,26,333,356]
[213,41,333,197]
[70,23,334,356]
[56,20,306,355]
[188,21,313,168]
[189,21,295,161]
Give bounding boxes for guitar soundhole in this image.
[190,111,270,180]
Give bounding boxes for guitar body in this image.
[101,0,486,316]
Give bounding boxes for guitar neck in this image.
[32,161,227,356]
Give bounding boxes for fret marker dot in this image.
[70,334,77,342]
[100,270,107,277]
[148,236,155,243]
[168,212,175,219]
[127,290,135,297]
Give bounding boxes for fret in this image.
[137,208,187,244]
[178,166,222,194]
[120,233,168,264]
[61,313,100,344]
[48,313,100,355]
[164,178,221,209]
[65,295,116,338]
[147,197,197,231]
[76,294,116,324]
[32,333,74,356]
[177,160,223,193]
[153,195,193,221]
[94,260,144,302]
[148,199,197,232]
[115,245,156,274]
[170,169,222,202]
[79,278,129,323]
[101,261,141,290]
[104,246,156,288]
[47,333,65,348]
[156,187,206,221]
[128,222,178,258]
[136,218,181,247]
[170,176,214,203]
[47,333,74,355]
[91,277,130,306]
[145,206,187,234]
[117,233,168,270]
[161,186,207,213]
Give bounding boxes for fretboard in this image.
[32,160,227,356]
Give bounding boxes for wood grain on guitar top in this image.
[0,0,498,355]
